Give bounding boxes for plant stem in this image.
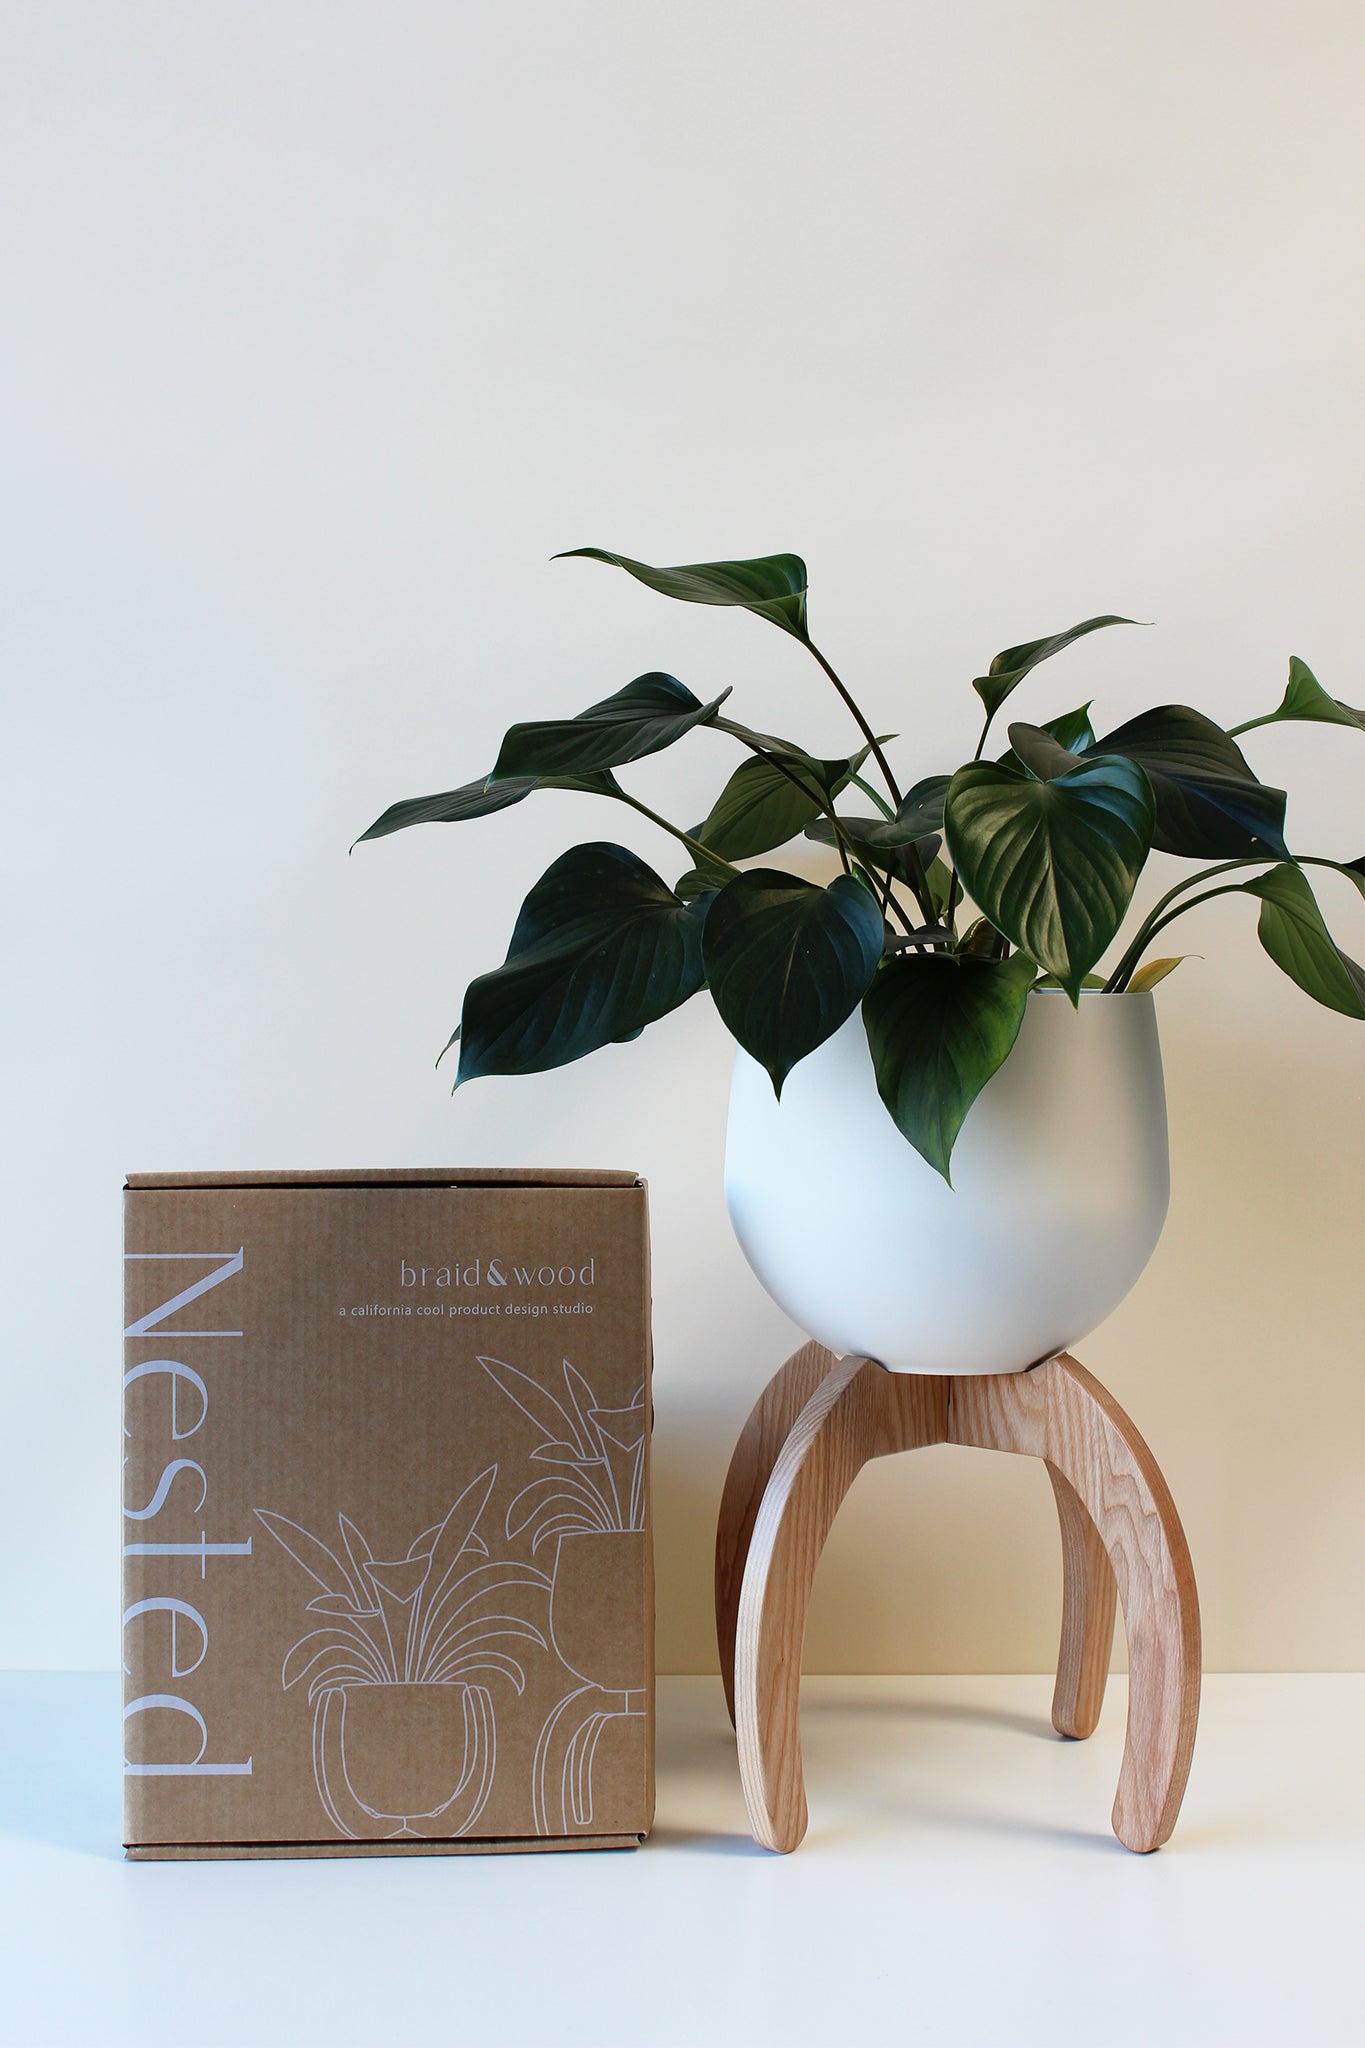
[1225,714,1276,738]
[804,639,904,808]
[942,817,973,935]
[890,853,933,924]
[882,889,918,938]
[940,710,1001,936]
[1102,854,1301,989]
[711,720,864,879]
[798,639,951,926]
[1102,859,1255,989]
[839,771,915,915]
[941,869,961,937]
[970,706,998,764]
[1106,883,1250,988]
[608,789,741,877]
[846,771,896,819]
[709,714,939,921]
[1104,852,1358,990]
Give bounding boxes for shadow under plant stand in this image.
[715,1342,1201,1854]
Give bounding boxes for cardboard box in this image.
[122,1169,654,1859]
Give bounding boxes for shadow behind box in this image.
[121,1168,654,1859]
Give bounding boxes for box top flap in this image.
[125,1167,644,1191]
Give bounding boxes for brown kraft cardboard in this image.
[122,1169,654,1858]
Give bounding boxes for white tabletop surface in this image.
[1,1671,1359,2047]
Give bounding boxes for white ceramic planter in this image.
[724,990,1170,1375]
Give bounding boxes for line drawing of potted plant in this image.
[479,1357,647,1834]
[255,1465,550,1840]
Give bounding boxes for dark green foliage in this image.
[360,544,1360,1176]
[455,844,713,1084]
[862,950,1038,1181]
[702,871,884,1093]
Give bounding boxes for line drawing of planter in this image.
[479,1357,648,1834]
[255,1465,550,1839]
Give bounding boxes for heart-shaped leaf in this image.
[1091,705,1289,859]
[1239,657,1365,734]
[456,843,713,1082]
[703,871,884,1092]
[998,703,1097,775]
[555,547,810,639]
[696,744,871,861]
[1240,864,1365,1018]
[973,618,1137,720]
[945,755,1156,999]
[354,769,621,845]
[491,673,729,782]
[861,951,1037,1182]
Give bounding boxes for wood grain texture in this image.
[727,1349,1200,1856]
[732,1360,949,1852]
[714,1340,837,1727]
[952,1354,1200,1852]
[1045,1463,1118,1740]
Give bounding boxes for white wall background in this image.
[3,0,1361,1673]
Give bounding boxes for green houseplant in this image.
[357,547,1363,1184]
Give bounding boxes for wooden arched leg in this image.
[951,1355,1201,1852]
[714,1340,839,1726]
[733,1359,949,1851]
[1046,1463,1118,1739]
[726,1347,1196,1854]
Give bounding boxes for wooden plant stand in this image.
[715,1343,1201,1855]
